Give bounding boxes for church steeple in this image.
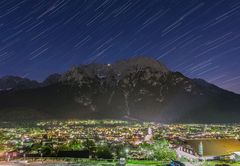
[198,141,203,156]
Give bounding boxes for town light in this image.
[125,148,129,154]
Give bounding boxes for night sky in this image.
[0,0,240,93]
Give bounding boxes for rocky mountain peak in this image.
[62,56,169,83]
[0,57,240,123]
[113,56,169,73]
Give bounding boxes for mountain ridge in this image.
[0,57,239,123]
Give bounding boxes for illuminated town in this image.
[1,120,240,165]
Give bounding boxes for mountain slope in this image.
[0,76,40,91]
[0,57,239,123]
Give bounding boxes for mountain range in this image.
[0,57,239,123]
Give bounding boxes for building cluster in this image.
[162,124,240,140]
[0,120,240,161]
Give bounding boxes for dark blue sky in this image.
[0,0,240,93]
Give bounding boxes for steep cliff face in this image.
[0,57,239,123]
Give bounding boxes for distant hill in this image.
[0,57,239,123]
[0,76,40,91]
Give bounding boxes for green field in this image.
[10,158,170,166]
[127,160,168,165]
[203,161,240,166]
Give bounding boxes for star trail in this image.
[0,0,240,93]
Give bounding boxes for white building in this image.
[230,152,240,161]
[144,127,153,142]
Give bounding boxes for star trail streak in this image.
[0,0,240,93]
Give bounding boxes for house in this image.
[4,150,20,161]
[230,152,240,161]
[0,151,5,158]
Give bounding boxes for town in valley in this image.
[1,120,240,165]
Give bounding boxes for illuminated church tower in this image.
[144,127,153,142]
[198,141,203,157]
